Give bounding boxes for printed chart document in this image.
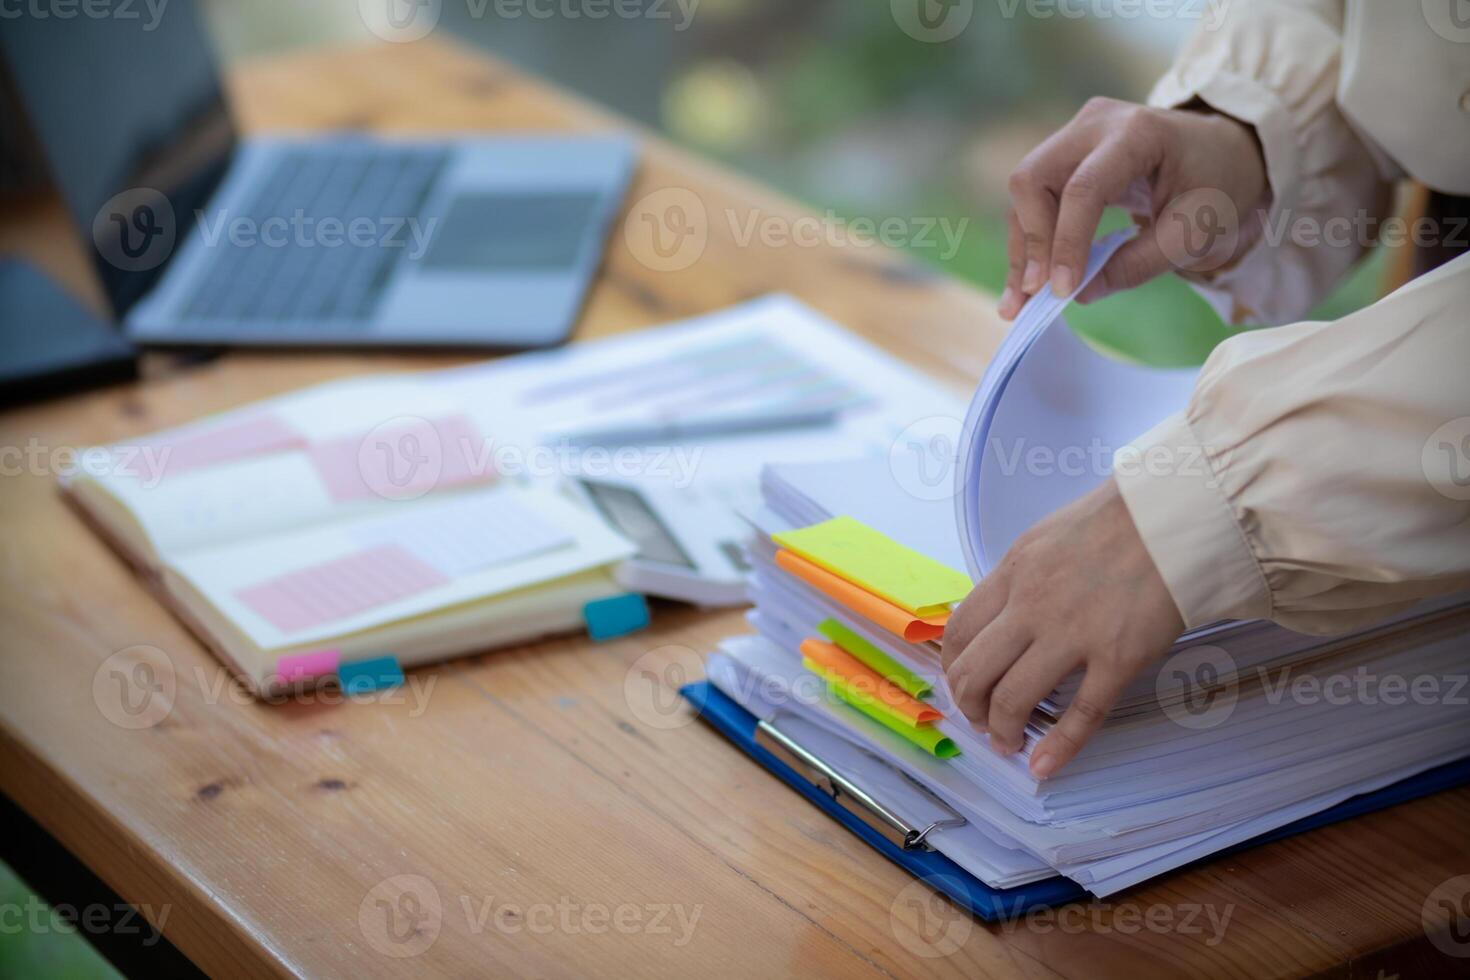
[432,294,969,604]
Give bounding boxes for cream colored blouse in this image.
[1113,0,1470,635]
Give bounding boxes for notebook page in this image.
[348,491,573,577]
[169,484,633,650]
[86,377,494,558]
[88,405,496,564]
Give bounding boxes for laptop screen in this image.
[0,0,236,316]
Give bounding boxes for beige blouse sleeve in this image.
[1146,0,1395,325]
[1113,254,1470,636]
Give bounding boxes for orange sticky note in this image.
[775,549,947,643]
[799,639,941,724]
[808,664,960,758]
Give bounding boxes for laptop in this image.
[0,2,635,349]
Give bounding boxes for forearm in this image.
[1114,253,1470,635]
[1148,0,1394,325]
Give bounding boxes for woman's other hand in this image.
[999,98,1268,320]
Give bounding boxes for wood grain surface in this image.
[1,39,1467,980]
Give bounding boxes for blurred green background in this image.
[207,0,1383,368]
[0,864,122,979]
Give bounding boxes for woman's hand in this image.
[941,478,1185,778]
[999,97,1269,320]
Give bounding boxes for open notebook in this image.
[63,374,636,693]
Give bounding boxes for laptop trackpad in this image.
[419,191,605,271]
[374,188,614,344]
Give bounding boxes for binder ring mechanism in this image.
[756,712,967,851]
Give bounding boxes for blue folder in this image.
[682,679,1470,921]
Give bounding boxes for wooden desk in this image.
[1,40,1466,980]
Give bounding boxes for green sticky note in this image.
[804,658,924,729]
[818,618,931,699]
[773,516,972,617]
[827,680,959,759]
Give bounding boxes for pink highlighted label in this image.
[235,544,450,635]
[274,649,341,682]
[308,414,493,503]
[118,414,305,479]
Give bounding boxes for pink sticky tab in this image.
[235,544,450,634]
[307,414,492,502]
[119,414,305,479]
[274,649,341,682]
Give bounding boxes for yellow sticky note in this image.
[774,516,972,617]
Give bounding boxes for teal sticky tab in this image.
[338,655,404,693]
[583,594,650,641]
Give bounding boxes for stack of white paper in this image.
[718,457,1470,895]
[712,239,1470,895]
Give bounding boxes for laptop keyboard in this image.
[180,146,447,327]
